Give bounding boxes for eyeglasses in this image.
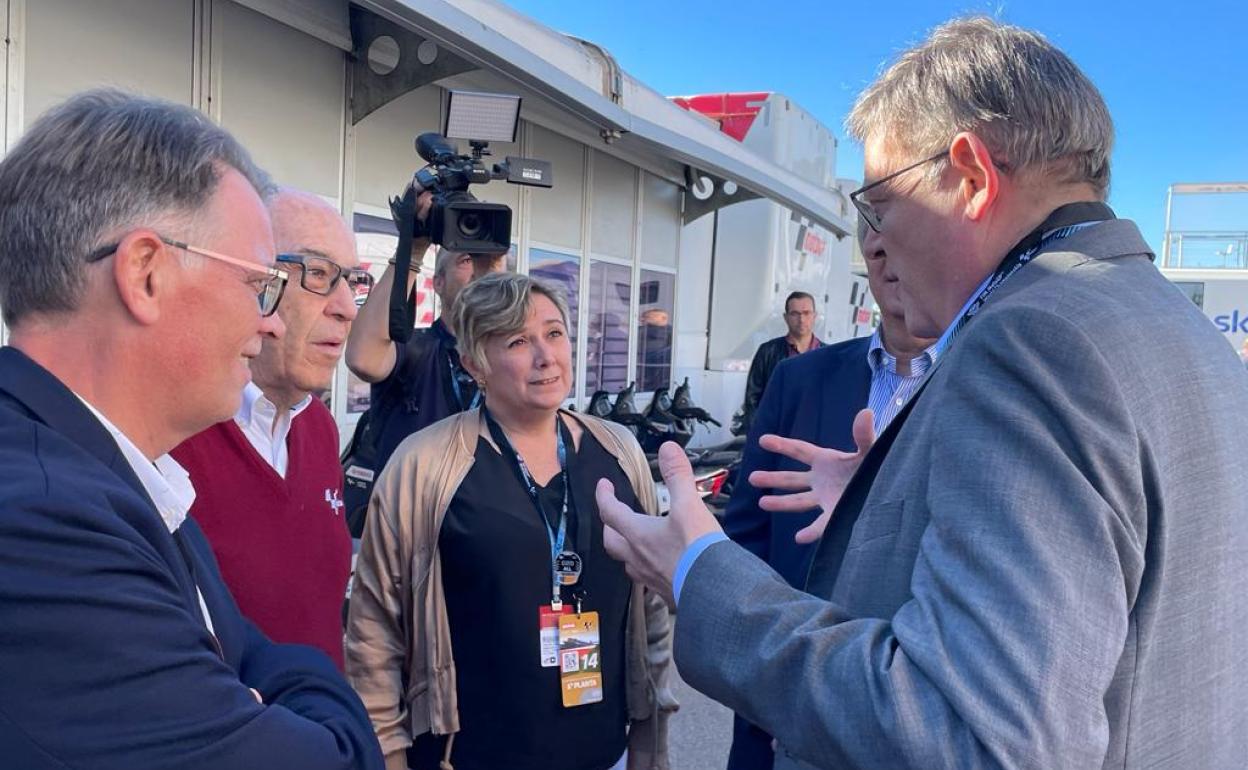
[86,235,288,316]
[276,253,374,297]
[849,151,948,234]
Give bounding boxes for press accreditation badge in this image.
[558,612,603,707]
[538,604,571,668]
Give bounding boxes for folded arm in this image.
[0,493,382,770]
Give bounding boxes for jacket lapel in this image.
[0,347,150,502]
[816,338,872,453]
[0,346,206,624]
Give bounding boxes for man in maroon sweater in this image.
[174,189,370,669]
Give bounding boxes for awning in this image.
[354,0,854,237]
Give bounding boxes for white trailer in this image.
[669,92,864,444]
[1160,268,1248,351]
[0,2,854,449]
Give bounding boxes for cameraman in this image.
[345,194,506,477]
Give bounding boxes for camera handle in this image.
[386,187,429,343]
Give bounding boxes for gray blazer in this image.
[675,220,1248,769]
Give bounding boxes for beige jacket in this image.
[345,408,677,770]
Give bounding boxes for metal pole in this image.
[1162,185,1174,267]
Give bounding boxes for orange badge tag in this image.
[558,612,603,707]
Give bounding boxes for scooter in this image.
[638,384,692,453]
[592,382,740,515]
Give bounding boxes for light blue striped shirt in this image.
[867,330,939,434]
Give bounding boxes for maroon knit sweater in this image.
[171,398,350,669]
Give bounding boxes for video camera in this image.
[388,91,553,341]
[412,131,551,254]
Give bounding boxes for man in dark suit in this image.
[0,90,383,769]
[722,238,936,769]
[597,17,1248,769]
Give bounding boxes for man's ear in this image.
[111,231,169,325]
[948,132,1001,221]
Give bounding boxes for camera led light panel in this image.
[444,91,521,143]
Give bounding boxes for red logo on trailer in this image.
[802,230,827,256]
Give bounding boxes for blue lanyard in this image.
[447,354,481,410]
[944,202,1114,349]
[484,410,571,605]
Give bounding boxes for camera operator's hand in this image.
[344,189,435,384]
[410,190,432,258]
[414,189,432,223]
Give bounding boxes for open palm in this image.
[750,408,875,544]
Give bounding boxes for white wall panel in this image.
[528,123,583,251]
[229,0,349,51]
[590,149,635,260]
[353,86,442,213]
[215,0,342,198]
[641,171,680,268]
[24,0,194,123]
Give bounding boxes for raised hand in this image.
[597,442,722,607]
[750,408,875,544]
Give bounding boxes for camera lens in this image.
[458,213,483,239]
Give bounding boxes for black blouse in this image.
[408,423,637,770]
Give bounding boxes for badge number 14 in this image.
[558,612,603,707]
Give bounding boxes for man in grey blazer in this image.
[594,16,1248,770]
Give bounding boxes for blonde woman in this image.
[346,272,675,770]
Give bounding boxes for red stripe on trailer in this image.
[671,92,771,143]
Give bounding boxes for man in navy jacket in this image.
[0,90,383,769]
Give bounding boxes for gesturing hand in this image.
[596,442,722,607]
[750,408,876,544]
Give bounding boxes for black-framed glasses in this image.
[849,151,948,233]
[86,235,288,317]
[276,253,374,297]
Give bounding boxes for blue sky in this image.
[507,0,1247,264]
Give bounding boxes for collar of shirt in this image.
[867,327,938,379]
[431,317,457,348]
[234,381,312,477]
[932,221,1102,357]
[786,336,821,357]
[74,394,196,533]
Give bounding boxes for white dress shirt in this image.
[234,382,313,477]
[75,395,215,633]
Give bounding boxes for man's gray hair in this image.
[451,272,571,374]
[0,88,273,326]
[847,17,1113,195]
[434,247,462,279]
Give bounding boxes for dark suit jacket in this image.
[724,336,872,587]
[676,221,1248,769]
[0,347,383,770]
[723,336,871,770]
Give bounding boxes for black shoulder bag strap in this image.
[387,188,430,344]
